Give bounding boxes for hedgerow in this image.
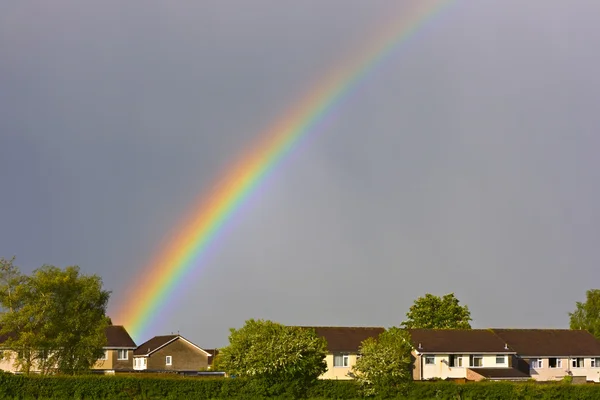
[1,372,600,399]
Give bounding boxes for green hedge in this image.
[0,372,599,399]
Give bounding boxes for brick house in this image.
[92,325,137,373]
[133,334,211,372]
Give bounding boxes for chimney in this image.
[504,343,509,350]
[418,343,423,350]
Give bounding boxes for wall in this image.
[420,354,511,380]
[112,350,134,371]
[92,349,134,371]
[0,350,19,373]
[319,353,360,380]
[147,339,209,371]
[0,350,50,373]
[412,352,421,380]
[92,349,113,370]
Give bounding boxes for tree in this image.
[401,293,472,329]
[217,319,327,389]
[0,256,26,313]
[0,263,110,374]
[569,289,600,340]
[352,327,413,397]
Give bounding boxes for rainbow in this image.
[115,0,455,342]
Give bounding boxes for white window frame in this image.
[571,358,584,368]
[166,356,172,366]
[117,350,128,360]
[449,355,460,367]
[548,357,562,368]
[591,358,600,368]
[424,355,435,365]
[99,350,108,361]
[530,358,543,369]
[495,355,506,365]
[333,353,349,367]
[469,355,483,368]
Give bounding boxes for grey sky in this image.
[1,0,599,347]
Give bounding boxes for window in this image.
[449,355,463,367]
[166,356,172,366]
[424,356,435,365]
[99,350,108,360]
[530,358,543,369]
[333,353,349,367]
[571,358,584,368]
[591,358,600,368]
[134,358,147,369]
[117,350,128,360]
[495,355,506,365]
[548,358,562,368]
[469,355,483,368]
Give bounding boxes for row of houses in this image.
[315,327,600,383]
[2,325,600,383]
[0,326,217,375]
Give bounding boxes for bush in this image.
[0,373,600,399]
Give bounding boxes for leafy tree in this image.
[401,293,472,329]
[352,327,413,397]
[0,263,110,374]
[0,256,26,313]
[217,319,327,390]
[569,289,600,340]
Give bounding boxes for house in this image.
[133,334,211,372]
[92,325,137,373]
[1,325,136,374]
[409,329,528,381]
[0,331,22,373]
[492,329,600,383]
[307,326,385,380]
[204,348,219,368]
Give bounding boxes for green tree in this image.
[401,293,472,329]
[569,289,600,340]
[352,327,413,397]
[0,264,110,374]
[0,256,26,313]
[218,319,327,390]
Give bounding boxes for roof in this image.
[204,348,219,358]
[105,325,137,348]
[204,349,220,366]
[491,329,600,357]
[469,368,530,380]
[134,334,210,357]
[304,327,385,353]
[408,329,515,354]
